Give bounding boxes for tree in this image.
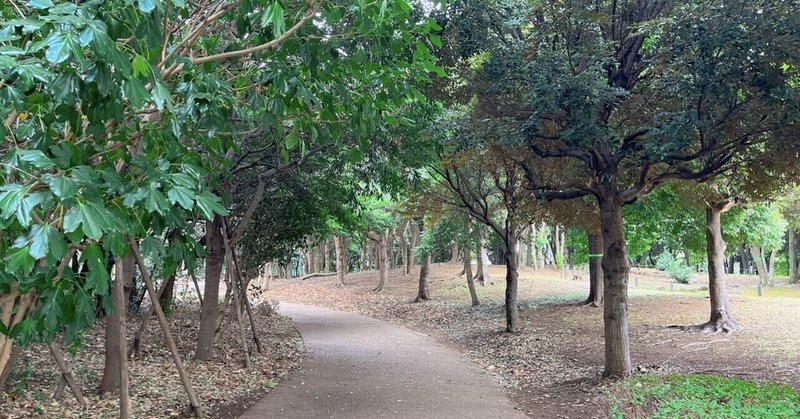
[459,0,800,376]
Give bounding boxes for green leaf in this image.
[28,223,52,259]
[144,185,170,215]
[151,81,173,111]
[63,202,106,240]
[4,246,35,274]
[261,2,286,38]
[285,127,299,150]
[47,175,78,199]
[27,0,53,9]
[45,32,77,64]
[18,149,55,169]
[195,191,228,220]
[137,0,157,13]
[0,184,26,221]
[132,55,150,78]
[167,186,194,210]
[122,78,149,108]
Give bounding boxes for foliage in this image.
[0,0,443,347]
[727,204,788,251]
[609,373,800,419]
[656,252,694,284]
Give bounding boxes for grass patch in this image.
[741,287,800,299]
[608,373,800,418]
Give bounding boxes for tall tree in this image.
[457,0,800,376]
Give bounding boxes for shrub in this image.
[667,262,694,284]
[655,252,693,283]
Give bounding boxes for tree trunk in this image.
[525,227,533,268]
[598,193,632,377]
[368,231,389,292]
[535,223,544,269]
[789,229,797,283]
[475,228,491,286]
[450,241,459,264]
[584,232,604,307]
[398,221,409,275]
[334,236,346,286]
[100,254,134,395]
[750,245,769,296]
[409,221,421,270]
[504,230,520,332]
[693,203,741,332]
[322,240,330,273]
[463,245,479,306]
[767,250,776,287]
[197,216,224,361]
[159,275,176,314]
[414,253,432,302]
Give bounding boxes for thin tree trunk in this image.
[598,193,632,377]
[525,227,533,268]
[322,240,330,273]
[450,241,459,264]
[159,275,176,313]
[130,241,203,417]
[504,230,520,332]
[750,246,768,296]
[368,231,389,292]
[334,235,346,286]
[414,253,432,302]
[584,232,604,307]
[101,255,134,395]
[398,220,409,275]
[789,229,797,283]
[768,249,776,286]
[409,221,421,270]
[476,228,491,285]
[464,245,479,306]
[690,203,741,332]
[49,342,89,408]
[197,216,224,361]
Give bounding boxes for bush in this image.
[667,262,694,284]
[655,252,693,283]
[655,252,675,271]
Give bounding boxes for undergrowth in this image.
[608,373,800,418]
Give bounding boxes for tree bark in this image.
[504,231,520,332]
[368,231,389,292]
[584,233,604,307]
[334,235,347,286]
[692,203,741,332]
[463,244,479,306]
[398,220,409,275]
[197,215,224,361]
[100,254,134,395]
[449,241,459,264]
[750,245,769,296]
[409,221,421,270]
[414,253,432,302]
[475,228,491,286]
[598,193,632,377]
[525,227,534,268]
[322,240,330,273]
[159,275,176,313]
[789,229,797,283]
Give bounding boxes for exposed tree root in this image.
[668,319,742,334]
[300,272,337,281]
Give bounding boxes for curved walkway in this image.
[241,303,527,419]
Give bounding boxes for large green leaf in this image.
[195,191,228,220]
[47,175,78,199]
[45,31,77,64]
[3,246,35,274]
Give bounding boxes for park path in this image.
[241,303,528,419]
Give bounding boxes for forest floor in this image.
[0,300,304,418]
[264,264,800,418]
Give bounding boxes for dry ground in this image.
[264,264,800,418]
[0,300,304,418]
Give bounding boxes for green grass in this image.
[608,373,800,418]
